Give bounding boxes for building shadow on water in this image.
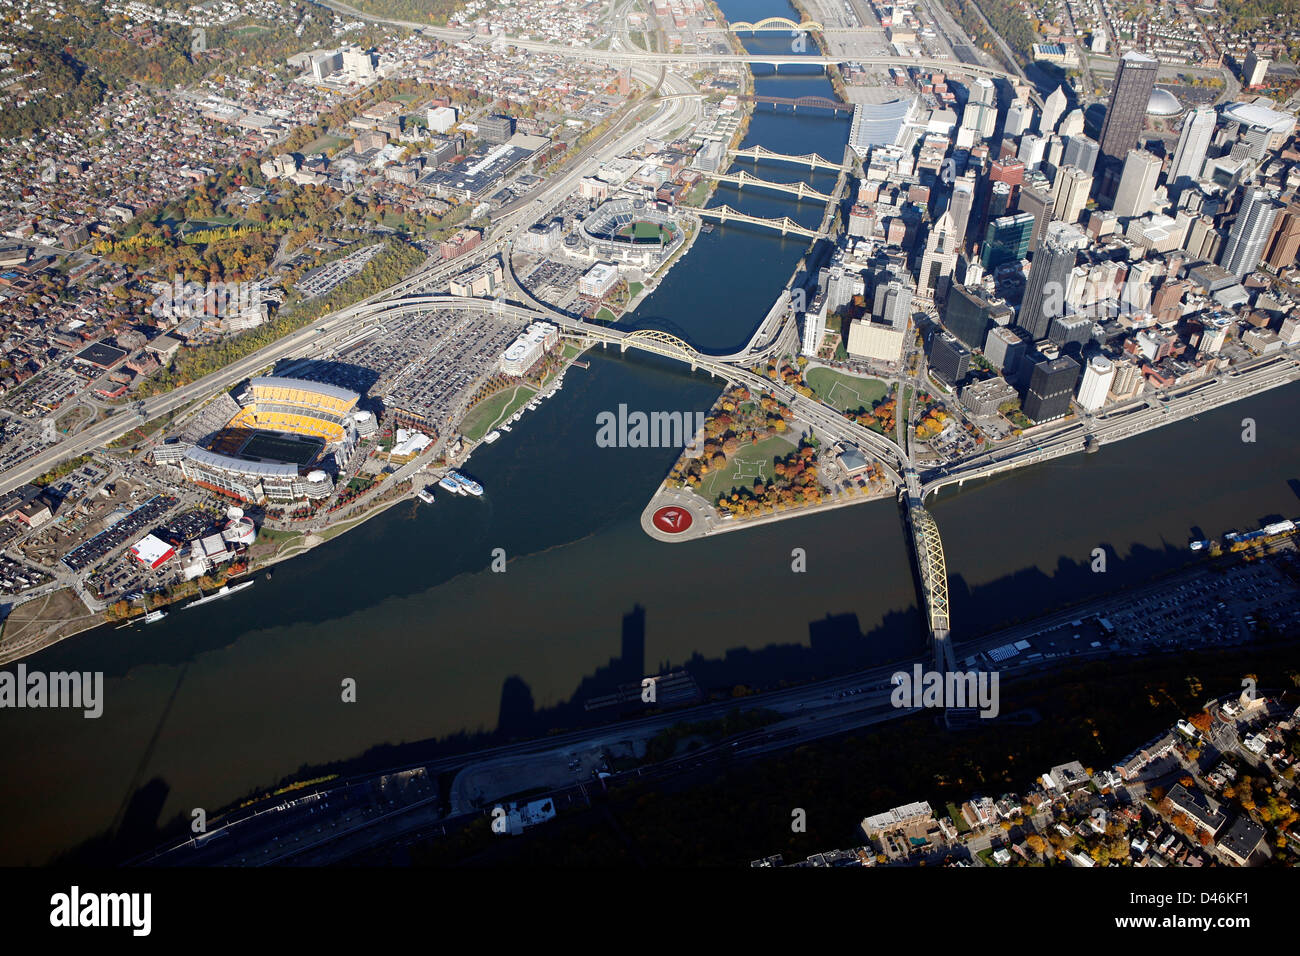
[57,535,1211,864]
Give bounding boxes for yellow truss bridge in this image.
[908,504,955,670]
[679,204,821,239]
[699,169,833,202]
[729,143,847,172]
[729,17,823,32]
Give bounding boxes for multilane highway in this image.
[0,69,702,498]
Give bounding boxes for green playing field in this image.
[618,221,669,241]
[239,431,323,466]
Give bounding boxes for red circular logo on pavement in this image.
[652,506,693,534]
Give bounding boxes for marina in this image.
[1188,518,1298,552]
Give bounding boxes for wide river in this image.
[2,0,1299,865]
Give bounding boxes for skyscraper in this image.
[984,325,1027,374]
[1018,180,1055,253]
[1047,314,1094,349]
[928,331,971,386]
[1097,51,1159,198]
[1263,199,1300,271]
[987,180,1013,223]
[1221,187,1281,276]
[981,212,1035,270]
[1051,165,1093,224]
[962,78,998,140]
[1040,86,1067,135]
[1022,355,1080,422]
[1062,134,1100,176]
[1168,106,1216,196]
[948,174,976,253]
[1019,220,1087,340]
[1243,49,1270,88]
[873,280,912,329]
[1076,355,1115,411]
[801,305,827,356]
[1111,149,1163,218]
[1006,100,1035,137]
[1059,109,1085,138]
[1018,133,1046,171]
[919,209,959,301]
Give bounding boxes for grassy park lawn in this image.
[461,384,536,441]
[694,434,796,503]
[806,367,889,413]
[302,134,348,156]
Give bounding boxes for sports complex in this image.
[577,198,685,266]
[177,377,366,504]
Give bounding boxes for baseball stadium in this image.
[578,198,684,265]
[179,377,363,504]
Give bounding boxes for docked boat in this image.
[143,609,167,624]
[185,580,254,609]
[1189,540,1210,552]
[438,475,461,494]
[483,430,501,444]
[448,470,483,496]
[416,487,436,504]
[500,424,512,432]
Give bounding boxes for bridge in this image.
[899,468,954,672]
[678,204,822,239]
[729,144,847,172]
[729,16,823,32]
[739,94,853,114]
[699,169,834,202]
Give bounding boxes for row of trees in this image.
[135,239,423,396]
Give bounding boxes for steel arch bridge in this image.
[730,17,823,32]
[619,328,697,362]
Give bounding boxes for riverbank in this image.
[0,336,602,666]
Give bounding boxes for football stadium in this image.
[178,377,364,504]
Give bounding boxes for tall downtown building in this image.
[1168,105,1216,195]
[1097,51,1159,198]
[1019,220,1088,341]
[918,209,960,301]
[1221,187,1281,276]
[947,174,976,253]
[1111,149,1163,219]
[1023,355,1080,423]
[1062,134,1100,176]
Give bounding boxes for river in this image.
[2,0,1299,866]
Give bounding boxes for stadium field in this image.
[238,431,324,466]
[617,221,671,241]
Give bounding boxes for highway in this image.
[0,67,702,498]
[920,354,1300,499]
